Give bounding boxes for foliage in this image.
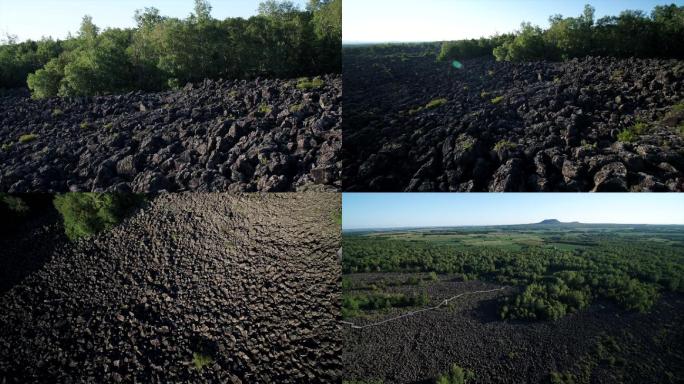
[342,225,684,321]
[409,98,448,115]
[490,96,504,104]
[343,290,429,318]
[425,98,448,109]
[296,76,324,90]
[53,193,144,241]
[3,0,341,97]
[0,194,30,216]
[435,363,475,384]
[493,140,517,151]
[436,4,684,63]
[192,352,213,370]
[18,134,38,143]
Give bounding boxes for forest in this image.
[437,4,684,62]
[0,0,341,98]
[342,225,684,321]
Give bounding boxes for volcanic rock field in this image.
[0,193,342,383]
[343,53,684,191]
[0,75,341,193]
[342,274,684,384]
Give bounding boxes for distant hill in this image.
[536,219,580,225]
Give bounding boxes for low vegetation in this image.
[18,134,38,143]
[296,76,325,90]
[409,98,447,115]
[617,122,648,142]
[435,363,475,384]
[343,291,429,318]
[192,352,213,370]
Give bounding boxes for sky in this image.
[342,193,684,229]
[0,0,309,42]
[343,0,683,43]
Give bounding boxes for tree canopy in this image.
[0,0,341,98]
[438,3,684,62]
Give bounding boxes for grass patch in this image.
[192,352,213,370]
[409,98,448,115]
[480,91,490,98]
[0,194,29,215]
[493,140,517,151]
[52,108,63,117]
[490,96,504,104]
[18,134,38,144]
[290,103,304,112]
[426,98,448,109]
[80,121,90,130]
[257,103,272,114]
[296,76,324,90]
[617,121,648,143]
[53,193,145,241]
[103,122,113,130]
[1,142,13,152]
[436,363,475,384]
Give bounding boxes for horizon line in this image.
[343,221,684,231]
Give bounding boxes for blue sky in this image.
[343,0,683,43]
[342,193,684,229]
[0,0,309,42]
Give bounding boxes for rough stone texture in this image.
[343,273,684,384]
[343,53,684,191]
[0,193,341,383]
[0,75,341,192]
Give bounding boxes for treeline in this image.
[438,4,684,62]
[342,235,684,321]
[0,0,341,98]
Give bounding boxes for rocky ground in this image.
[343,273,684,384]
[0,193,342,383]
[343,51,684,191]
[0,75,341,192]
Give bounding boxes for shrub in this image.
[617,122,647,142]
[18,134,38,143]
[192,352,213,370]
[258,103,272,114]
[493,140,517,151]
[53,193,144,241]
[80,121,90,130]
[409,98,447,115]
[435,363,475,384]
[297,76,324,90]
[0,194,30,215]
[52,108,63,117]
[425,98,447,109]
[490,96,504,104]
[1,143,13,151]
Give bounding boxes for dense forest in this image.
[342,228,684,321]
[437,4,684,62]
[0,0,341,98]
